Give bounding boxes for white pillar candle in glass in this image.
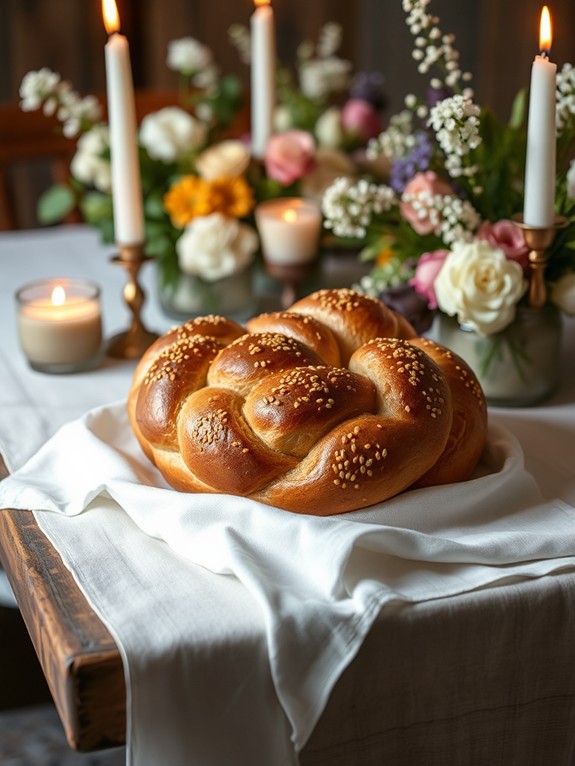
[523,5,557,227]
[255,198,322,265]
[102,0,145,245]
[16,279,103,373]
[251,0,276,159]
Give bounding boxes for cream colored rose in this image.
[434,239,527,335]
[551,272,575,315]
[139,107,207,163]
[176,212,258,281]
[195,140,250,180]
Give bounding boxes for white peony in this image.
[551,272,575,315]
[195,140,250,180]
[70,124,112,193]
[176,212,258,281]
[315,107,344,149]
[139,107,207,163]
[167,37,213,75]
[434,239,528,335]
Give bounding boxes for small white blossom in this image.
[167,37,213,75]
[70,124,111,193]
[322,177,396,239]
[228,24,251,65]
[317,22,343,58]
[366,110,418,161]
[428,95,481,178]
[19,68,61,111]
[557,62,575,135]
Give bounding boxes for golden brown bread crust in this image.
[128,288,487,514]
[408,337,488,488]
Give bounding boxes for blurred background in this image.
[1,0,575,228]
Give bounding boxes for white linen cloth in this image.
[2,399,575,765]
[2,227,575,764]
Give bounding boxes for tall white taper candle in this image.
[523,6,557,227]
[103,0,145,245]
[251,0,276,159]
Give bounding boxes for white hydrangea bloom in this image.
[57,92,102,138]
[70,124,111,193]
[228,24,251,64]
[434,239,527,335]
[139,107,207,163]
[177,212,258,281]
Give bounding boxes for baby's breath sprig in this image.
[402,0,473,98]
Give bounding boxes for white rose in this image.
[195,140,250,180]
[315,107,344,149]
[176,212,258,281]
[551,272,575,314]
[70,124,112,193]
[139,107,207,163]
[434,239,528,335]
[300,148,355,202]
[167,37,212,75]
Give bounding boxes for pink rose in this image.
[410,249,449,309]
[400,171,454,235]
[341,98,382,141]
[264,130,316,186]
[476,219,529,271]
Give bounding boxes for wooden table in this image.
[0,477,125,750]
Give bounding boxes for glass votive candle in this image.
[16,278,103,374]
[255,198,322,265]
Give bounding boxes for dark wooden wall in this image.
[2,0,575,228]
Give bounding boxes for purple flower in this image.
[379,283,436,335]
[350,71,387,111]
[390,132,433,193]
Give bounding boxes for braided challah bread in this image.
[128,288,487,514]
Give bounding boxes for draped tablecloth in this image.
[1,226,575,766]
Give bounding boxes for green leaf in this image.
[79,192,113,224]
[509,87,528,130]
[37,185,75,224]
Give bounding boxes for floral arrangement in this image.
[322,0,575,337]
[19,23,386,298]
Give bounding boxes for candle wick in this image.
[540,49,550,59]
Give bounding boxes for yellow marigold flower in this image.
[205,175,255,218]
[163,176,211,228]
[376,246,395,266]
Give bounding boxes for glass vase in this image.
[435,305,562,407]
[157,265,256,324]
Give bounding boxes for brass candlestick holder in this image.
[512,214,569,308]
[107,242,159,359]
[264,259,317,309]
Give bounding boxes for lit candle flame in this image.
[539,5,552,54]
[51,286,66,306]
[102,0,120,34]
[254,0,271,6]
[282,209,298,223]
